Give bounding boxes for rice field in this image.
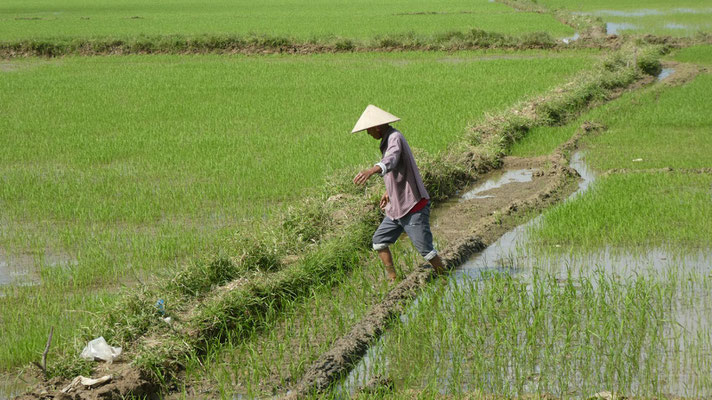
[323,53,712,397]
[2,0,712,398]
[538,0,712,36]
[347,267,712,398]
[0,50,598,371]
[0,0,574,42]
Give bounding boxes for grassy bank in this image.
[0,50,598,371]
[0,0,573,43]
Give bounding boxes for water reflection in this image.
[460,169,538,200]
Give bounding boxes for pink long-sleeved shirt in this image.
[375,128,429,220]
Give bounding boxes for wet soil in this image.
[433,156,553,247]
[14,362,158,400]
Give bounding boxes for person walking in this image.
[351,105,445,282]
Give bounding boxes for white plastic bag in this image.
[80,337,122,363]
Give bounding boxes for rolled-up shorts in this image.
[372,203,438,261]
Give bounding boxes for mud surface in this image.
[458,167,539,200]
[15,363,158,400]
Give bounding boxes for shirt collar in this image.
[379,125,396,153]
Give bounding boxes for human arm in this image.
[353,165,382,185]
[378,134,402,176]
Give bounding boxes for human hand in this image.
[379,192,389,210]
[353,166,381,185]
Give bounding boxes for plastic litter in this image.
[80,337,122,363]
[155,298,166,315]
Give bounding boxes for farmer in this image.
[351,105,445,282]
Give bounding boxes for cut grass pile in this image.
[349,268,712,398]
[537,0,712,36]
[184,240,423,398]
[0,50,598,371]
[0,0,573,42]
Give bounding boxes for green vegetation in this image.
[0,0,573,42]
[188,240,423,397]
[346,269,712,398]
[533,172,712,247]
[537,0,712,36]
[105,48,651,396]
[325,43,712,399]
[581,77,712,171]
[514,56,712,248]
[1,46,648,396]
[0,50,597,370]
[2,0,709,397]
[674,44,712,64]
[511,72,712,167]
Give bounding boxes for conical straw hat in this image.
[351,105,400,133]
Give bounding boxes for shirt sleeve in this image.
[379,135,402,176]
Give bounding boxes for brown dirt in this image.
[659,61,703,86]
[15,362,158,400]
[0,41,571,59]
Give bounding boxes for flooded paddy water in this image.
[574,7,712,35]
[341,152,712,397]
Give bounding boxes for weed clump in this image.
[282,199,332,245]
[636,45,668,76]
[334,38,355,51]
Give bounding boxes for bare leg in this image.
[429,255,446,275]
[377,248,397,282]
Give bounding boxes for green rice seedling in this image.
[673,44,712,64]
[531,173,712,248]
[0,0,573,42]
[350,267,712,398]
[536,0,712,36]
[512,67,712,161]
